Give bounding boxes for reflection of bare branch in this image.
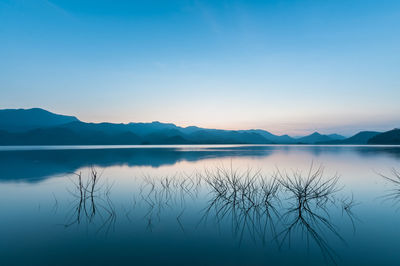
[200,166,281,246]
[51,192,59,214]
[138,172,202,231]
[340,193,359,234]
[275,164,343,265]
[380,169,400,208]
[62,167,116,235]
[54,164,358,264]
[200,164,353,265]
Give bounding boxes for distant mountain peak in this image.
[0,108,79,132]
[297,132,332,144]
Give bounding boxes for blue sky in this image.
[1,0,399,135]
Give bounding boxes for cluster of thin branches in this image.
[56,164,358,265]
[201,166,281,244]
[200,164,356,265]
[275,165,343,264]
[63,167,116,234]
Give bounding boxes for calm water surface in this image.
[1,145,400,265]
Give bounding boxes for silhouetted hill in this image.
[240,129,296,143]
[368,129,400,144]
[0,108,79,132]
[141,129,189,144]
[327,134,346,140]
[318,131,381,145]
[61,118,274,144]
[342,131,380,144]
[188,129,273,144]
[1,108,396,145]
[297,132,333,144]
[0,108,274,145]
[0,127,142,145]
[127,121,182,136]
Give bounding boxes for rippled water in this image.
[1,145,400,265]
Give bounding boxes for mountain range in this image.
[0,108,398,145]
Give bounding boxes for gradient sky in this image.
[1,0,399,136]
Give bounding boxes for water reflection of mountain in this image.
[1,145,400,182]
[0,146,274,182]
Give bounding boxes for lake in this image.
[0,145,400,265]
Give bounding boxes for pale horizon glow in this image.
[1,0,400,136]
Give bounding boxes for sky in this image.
[0,0,399,136]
